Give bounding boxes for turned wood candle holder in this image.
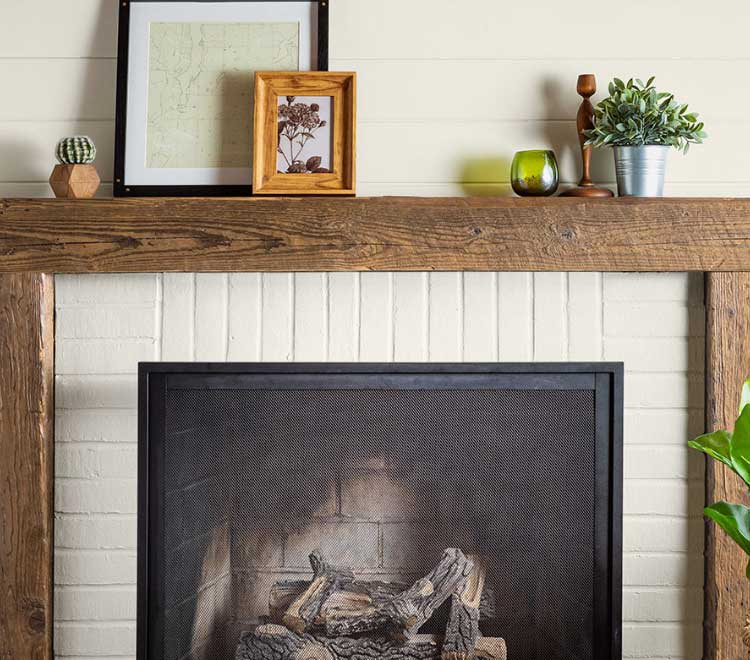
[560,74,613,198]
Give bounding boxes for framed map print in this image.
[114,0,328,196]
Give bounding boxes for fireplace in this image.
[138,363,623,660]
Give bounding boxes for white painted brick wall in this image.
[54,272,705,659]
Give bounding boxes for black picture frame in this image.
[114,0,329,197]
[137,362,623,660]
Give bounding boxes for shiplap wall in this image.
[55,272,705,660]
[1,0,749,196]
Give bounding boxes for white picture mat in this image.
[125,1,317,186]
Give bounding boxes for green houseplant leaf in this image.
[690,380,750,571]
[740,379,750,415]
[688,429,733,469]
[584,77,706,151]
[731,406,750,487]
[704,502,750,556]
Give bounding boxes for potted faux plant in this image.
[584,77,706,196]
[689,380,750,657]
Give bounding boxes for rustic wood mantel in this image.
[2,196,750,272]
[1,195,749,660]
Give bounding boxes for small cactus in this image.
[55,136,97,165]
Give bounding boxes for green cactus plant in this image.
[55,136,97,165]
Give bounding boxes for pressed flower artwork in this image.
[277,95,332,173]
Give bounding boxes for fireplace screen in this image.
[138,364,622,660]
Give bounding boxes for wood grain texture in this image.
[705,272,750,660]
[0,273,54,660]
[3,197,750,273]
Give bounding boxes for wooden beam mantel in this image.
[2,196,750,273]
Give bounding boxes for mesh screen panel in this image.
[156,384,599,660]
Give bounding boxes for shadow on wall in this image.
[681,272,708,657]
[457,77,584,196]
[458,156,513,196]
[75,0,118,194]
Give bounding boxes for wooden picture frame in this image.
[253,71,356,195]
[113,0,329,197]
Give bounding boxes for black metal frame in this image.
[138,362,624,660]
[114,0,329,197]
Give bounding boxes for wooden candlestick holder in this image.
[560,74,614,197]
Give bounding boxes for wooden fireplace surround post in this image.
[1,196,749,660]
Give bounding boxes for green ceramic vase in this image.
[511,150,559,196]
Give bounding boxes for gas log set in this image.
[235,548,507,660]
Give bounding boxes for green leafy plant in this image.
[584,77,707,153]
[689,380,750,577]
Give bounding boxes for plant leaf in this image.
[731,406,750,486]
[705,502,750,555]
[305,156,322,172]
[739,379,750,415]
[688,429,734,469]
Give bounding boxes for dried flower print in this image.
[277,96,331,174]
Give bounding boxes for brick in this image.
[381,522,475,570]
[604,337,704,372]
[625,409,704,445]
[55,550,136,585]
[624,553,704,587]
[393,273,427,361]
[294,273,328,361]
[284,521,379,569]
[463,272,497,361]
[340,470,421,520]
[327,273,359,361]
[232,526,284,568]
[56,479,137,514]
[55,586,137,621]
[56,375,137,409]
[53,621,136,656]
[622,622,702,658]
[604,301,704,337]
[623,517,703,553]
[624,479,704,516]
[57,338,156,374]
[162,273,195,360]
[428,272,462,361]
[56,409,137,444]
[165,524,230,607]
[603,273,701,302]
[56,444,137,479]
[623,587,703,622]
[261,273,293,361]
[165,477,226,550]
[625,446,703,480]
[55,515,137,550]
[533,272,566,360]
[195,273,229,361]
[567,272,603,361]
[359,272,393,361]
[57,304,156,338]
[233,571,279,623]
[497,272,532,361]
[56,273,158,304]
[624,373,704,409]
[227,273,261,361]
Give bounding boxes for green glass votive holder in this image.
[511,150,559,196]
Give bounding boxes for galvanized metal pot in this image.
[612,145,669,197]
